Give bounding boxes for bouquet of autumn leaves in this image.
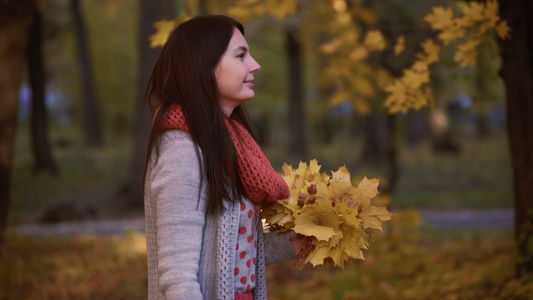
[263,160,393,269]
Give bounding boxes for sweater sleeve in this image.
[263,231,298,265]
[148,131,206,299]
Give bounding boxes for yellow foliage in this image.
[384,0,511,113]
[460,1,485,26]
[424,6,455,30]
[363,30,387,51]
[438,26,466,45]
[149,19,178,48]
[393,36,405,55]
[349,46,368,61]
[495,20,511,39]
[264,160,392,269]
[350,76,375,97]
[350,97,371,115]
[227,0,298,23]
[332,0,348,13]
[266,0,298,19]
[418,38,441,64]
[329,91,352,107]
[454,38,481,67]
[383,65,433,114]
[350,8,378,25]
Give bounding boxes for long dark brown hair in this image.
[144,15,255,215]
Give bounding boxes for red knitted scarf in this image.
[157,103,289,204]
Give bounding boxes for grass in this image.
[264,130,513,210]
[10,124,134,225]
[10,122,513,225]
[1,211,531,300]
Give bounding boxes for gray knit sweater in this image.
[144,130,296,300]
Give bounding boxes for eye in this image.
[236,53,245,59]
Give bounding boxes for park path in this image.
[11,209,514,237]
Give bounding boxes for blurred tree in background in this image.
[126,0,175,208]
[0,0,36,243]
[70,0,102,147]
[27,4,58,175]
[0,0,530,278]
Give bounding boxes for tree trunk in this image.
[286,29,307,158]
[361,113,389,164]
[126,0,175,207]
[498,0,533,276]
[383,114,399,195]
[0,0,35,241]
[28,8,59,175]
[70,0,102,147]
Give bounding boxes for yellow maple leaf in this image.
[462,1,485,24]
[149,19,178,48]
[375,68,394,88]
[293,199,340,241]
[332,0,348,13]
[328,223,367,267]
[383,80,407,114]
[359,206,394,231]
[411,61,429,73]
[308,159,322,175]
[485,0,501,27]
[304,241,330,267]
[424,6,455,30]
[495,20,511,40]
[403,68,430,90]
[281,162,293,176]
[394,36,405,56]
[419,39,440,64]
[438,26,466,45]
[266,0,298,19]
[320,36,345,54]
[454,38,481,67]
[350,47,368,61]
[351,177,380,207]
[363,30,387,51]
[331,165,351,183]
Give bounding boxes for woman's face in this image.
[215,28,261,116]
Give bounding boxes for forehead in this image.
[227,27,248,49]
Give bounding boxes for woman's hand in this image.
[289,230,305,253]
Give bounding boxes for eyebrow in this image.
[233,46,248,53]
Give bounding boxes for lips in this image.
[244,79,255,88]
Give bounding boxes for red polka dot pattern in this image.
[234,199,260,294]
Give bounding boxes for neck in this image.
[221,105,235,117]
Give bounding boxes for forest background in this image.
[1,0,532,299]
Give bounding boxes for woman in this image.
[143,15,302,300]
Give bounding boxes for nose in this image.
[249,56,261,73]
